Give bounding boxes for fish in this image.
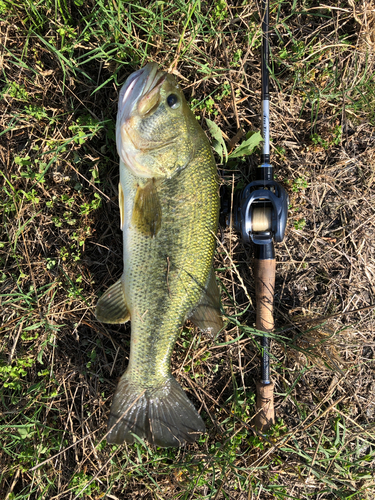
[95,62,223,447]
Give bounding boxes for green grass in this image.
[1,0,375,499]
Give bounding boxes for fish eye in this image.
[167,94,180,109]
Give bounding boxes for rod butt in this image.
[254,381,275,431]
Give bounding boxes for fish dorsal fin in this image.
[95,278,130,324]
[188,267,223,335]
[131,178,162,237]
[119,182,125,230]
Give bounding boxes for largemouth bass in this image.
[96,63,222,447]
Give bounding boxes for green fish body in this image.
[96,63,222,447]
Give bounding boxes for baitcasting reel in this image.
[232,173,289,246]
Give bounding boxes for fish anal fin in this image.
[95,278,130,324]
[188,268,223,336]
[131,178,162,237]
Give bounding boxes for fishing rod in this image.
[232,0,288,430]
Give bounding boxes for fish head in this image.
[117,63,196,178]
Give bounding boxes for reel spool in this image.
[252,206,272,232]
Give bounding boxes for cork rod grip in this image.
[254,257,276,431]
[254,258,276,333]
[255,381,275,431]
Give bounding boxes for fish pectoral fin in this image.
[131,178,162,237]
[95,278,130,324]
[188,267,223,336]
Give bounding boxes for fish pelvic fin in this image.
[95,278,130,324]
[107,375,205,447]
[188,267,223,336]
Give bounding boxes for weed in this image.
[6,82,29,100]
[311,124,342,149]
[80,192,101,215]
[0,357,34,390]
[192,95,218,117]
[69,114,102,145]
[206,119,263,163]
[23,104,55,124]
[292,177,309,192]
[69,472,101,498]
[211,0,228,22]
[294,218,306,230]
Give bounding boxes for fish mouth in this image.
[118,63,167,121]
[116,63,170,177]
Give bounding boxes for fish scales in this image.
[96,63,223,447]
[123,146,218,382]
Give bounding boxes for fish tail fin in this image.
[107,375,205,447]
